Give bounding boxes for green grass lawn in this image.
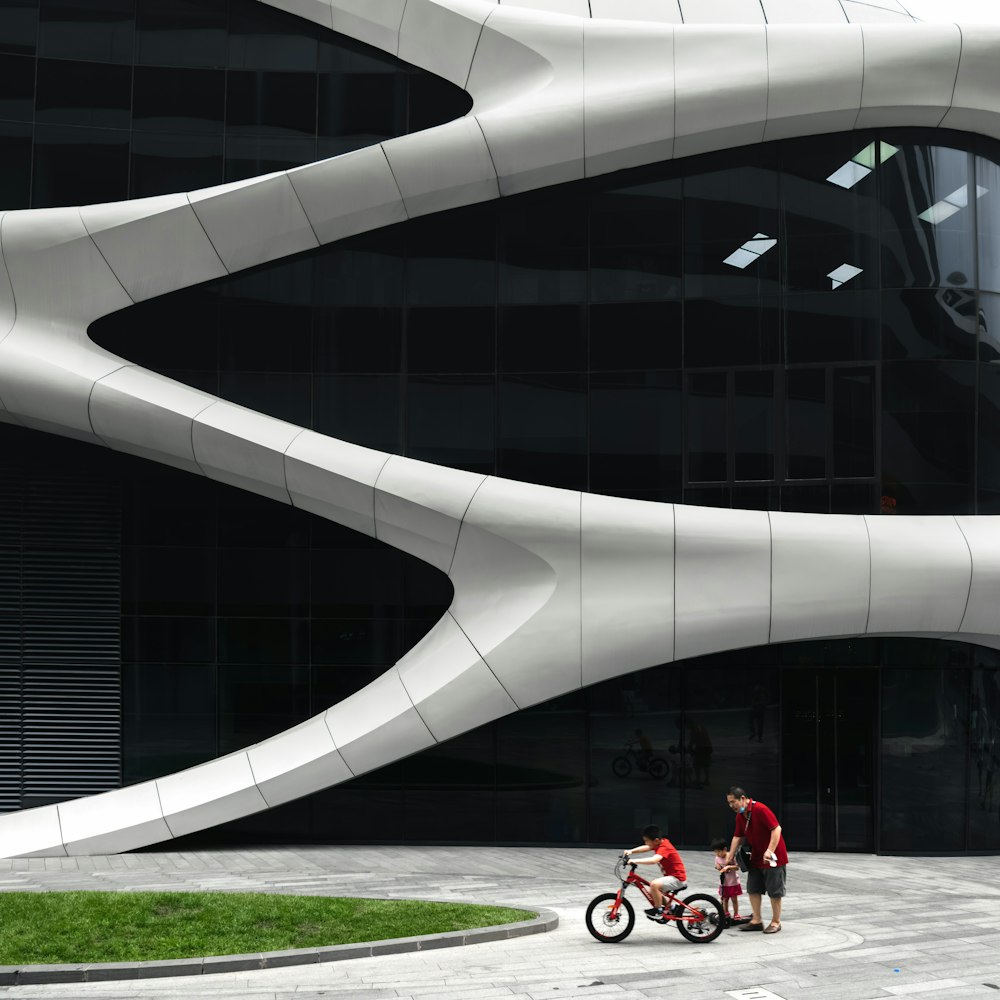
[0,892,534,965]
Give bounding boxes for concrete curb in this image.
[0,906,557,985]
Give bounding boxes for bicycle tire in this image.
[585,892,635,942]
[611,756,632,778]
[675,893,723,943]
[648,757,669,780]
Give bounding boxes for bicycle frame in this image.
[609,864,707,926]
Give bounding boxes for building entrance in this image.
[781,668,877,852]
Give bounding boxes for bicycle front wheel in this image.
[676,893,723,943]
[585,893,635,942]
[611,756,632,778]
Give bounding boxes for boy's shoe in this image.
[644,906,665,921]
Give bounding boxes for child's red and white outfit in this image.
[715,855,743,901]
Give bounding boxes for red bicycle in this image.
[585,855,724,944]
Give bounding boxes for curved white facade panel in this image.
[0,0,996,857]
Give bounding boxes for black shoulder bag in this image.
[734,801,754,873]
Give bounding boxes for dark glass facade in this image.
[0,14,998,854]
[0,0,471,209]
[93,128,1000,517]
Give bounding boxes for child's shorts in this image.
[719,884,743,899]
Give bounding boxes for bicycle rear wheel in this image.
[585,893,635,942]
[676,893,723,943]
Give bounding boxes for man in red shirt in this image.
[624,824,687,921]
[724,786,788,934]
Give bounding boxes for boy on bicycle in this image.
[624,824,687,921]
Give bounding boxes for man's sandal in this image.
[763,923,782,934]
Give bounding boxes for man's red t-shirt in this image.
[653,838,686,880]
[734,800,788,869]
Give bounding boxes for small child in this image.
[711,837,743,920]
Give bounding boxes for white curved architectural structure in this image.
[0,0,998,857]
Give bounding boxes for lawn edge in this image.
[0,903,557,985]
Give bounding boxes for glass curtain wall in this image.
[0,0,471,209]
[92,128,1000,517]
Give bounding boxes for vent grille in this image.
[0,461,122,812]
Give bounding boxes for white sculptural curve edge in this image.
[0,0,998,857]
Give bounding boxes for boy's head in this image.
[641,824,662,847]
[710,837,728,856]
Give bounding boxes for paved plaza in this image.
[0,846,997,1000]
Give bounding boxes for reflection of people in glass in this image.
[688,717,712,788]
[749,684,767,742]
[630,728,653,767]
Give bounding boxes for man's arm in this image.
[764,824,782,861]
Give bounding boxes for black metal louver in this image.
[0,461,122,812]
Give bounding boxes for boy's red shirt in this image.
[653,838,686,880]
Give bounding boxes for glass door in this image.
[781,668,876,852]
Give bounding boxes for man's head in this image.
[641,823,662,847]
[726,786,749,813]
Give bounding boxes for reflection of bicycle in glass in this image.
[612,743,670,780]
[585,855,724,943]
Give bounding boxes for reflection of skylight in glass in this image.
[918,185,989,224]
[827,141,899,189]
[827,263,863,289]
[723,233,777,269]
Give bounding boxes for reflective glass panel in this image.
[734,370,774,482]
[406,375,495,476]
[32,124,129,207]
[136,0,227,69]
[880,142,975,289]
[36,57,131,128]
[38,0,134,64]
[687,372,727,483]
[786,369,826,480]
[0,0,38,57]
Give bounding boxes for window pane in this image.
[406,375,495,476]
[0,0,38,57]
[882,361,974,513]
[784,291,879,365]
[977,150,1000,293]
[780,132,879,293]
[734,370,774,481]
[499,190,587,305]
[130,131,224,198]
[589,176,681,303]
[881,142,975,289]
[32,124,129,208]
[587,670,681,845]
[786,368,825,479]
[590,371,681,497]
[225,69,317,136]
[218,663,309,753]
[589,302,681,372]
[313,374,402,453]
[781,482,829,513]
[136,0,227,69]
[0,122,32,209]
[123,662,216,783]
[499,305,586,373]
[969,659,1000,851]
[687,371,727,483]
[224,135,317,183]
[133,65,225,133]
[0,53,34,120]
[881,288,978,361]
[833,367,874,478]
[498,374,586,491]
[684,146,779,299]
[881,658,967,851]
[39,0,134,63]
[36,58,131,128]
[684,295,780,369]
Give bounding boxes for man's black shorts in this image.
[747,865,787,897]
